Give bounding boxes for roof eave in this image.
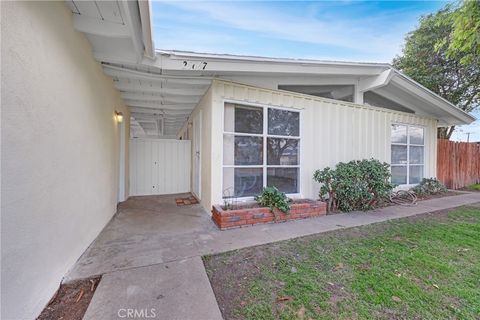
[152,50,475,126]
[391,73,476,126]
[156,49,392,69]
[138,0,155,60]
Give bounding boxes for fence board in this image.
[437,139,480,189]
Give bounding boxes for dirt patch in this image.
[203,244,283,316]
[37,276,101,320]
[416,190,464,200]
[326,191,464,215]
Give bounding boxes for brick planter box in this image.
[212,200,327,230]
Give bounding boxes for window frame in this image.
[222,99,303,200]
[390,123,426,186]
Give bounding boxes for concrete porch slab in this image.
[66,192,480,282]
[68,192,480,320]
[82,257,222,320]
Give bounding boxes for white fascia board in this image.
[358,69,395,92]
[152,52,389,76]
[391,74,476,125]
[157,50,391,68]
[118,0,144,62]
[138,0,155,59]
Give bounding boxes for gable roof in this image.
[153,50,475,125]
[66,0,475,136]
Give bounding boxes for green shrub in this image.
[255,187,291,213]
[313,159,394,212]
[411,178,447,196]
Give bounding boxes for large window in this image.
[391,124,424,185]
[223,103,300,198]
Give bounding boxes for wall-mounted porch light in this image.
[115,111,124,123]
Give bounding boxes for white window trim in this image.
[222,99,303,201]
[391,123,426,187]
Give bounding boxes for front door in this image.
[192,111,202,199]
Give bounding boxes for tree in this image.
[393,1,480,139]
[447,0,480,65]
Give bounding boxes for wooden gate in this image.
[437,139,480,189]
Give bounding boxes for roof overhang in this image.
[66,1,475,136]
[389,71,475,126]
[147,50,475,127]
[67,0,155,63]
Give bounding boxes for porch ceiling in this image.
[103,62,211,137]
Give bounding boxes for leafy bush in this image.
[411,178,447,196]
[255,187,291,213]
[313,159,394,212]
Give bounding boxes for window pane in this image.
[391,145,407,164]
[268,109,299,136]
[391,124,407,144]
[391,166,407,185]
[267,168,298,193]
[223,168,263,198]
[409,166,423,184]
[226,104,263,134]
[409,126,424,145]
[409,146,424,165]
[267,138,299,165]
[223,135,263,165]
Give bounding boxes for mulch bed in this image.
[175,195,199,206]
[37,276,101,320]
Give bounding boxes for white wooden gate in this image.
[129,139,191,196]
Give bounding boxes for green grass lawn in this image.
[204,205,480,320]
[466,184,480,191]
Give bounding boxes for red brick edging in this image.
[211,201,327,230]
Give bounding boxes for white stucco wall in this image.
[1,2,130,319]
[205,79,438,207]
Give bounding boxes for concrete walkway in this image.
[71,192,480,320]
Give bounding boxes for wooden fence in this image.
[437,139,480,189]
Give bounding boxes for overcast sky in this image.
[152,1,479,141]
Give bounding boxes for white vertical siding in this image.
[179,86,213,209]
[209,80,438,205]
[129,139,191,196]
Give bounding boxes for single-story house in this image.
[127,51,474,211]
[1,1,475,319]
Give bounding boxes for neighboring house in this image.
[1,1,475,319]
